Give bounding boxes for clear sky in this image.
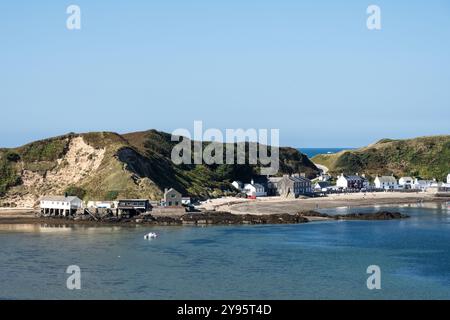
[1,0,449,148]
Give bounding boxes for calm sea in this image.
[1,203,450,300]
[297,148,351,158]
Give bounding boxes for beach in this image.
[1,192,449,225]
[198,192,450,215]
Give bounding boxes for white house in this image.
[413,178,436,191]
[443,174,450,188]
[231,181,244,191]
[374,176,398,190]
[243,183,267,198]
[398,177,414,189]
[336,174,369,190]
[314,181,331,192]
[40,195,83,216]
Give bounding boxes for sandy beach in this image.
[198,192,450,215]
[1,192,449,224]
[0,208,36,218]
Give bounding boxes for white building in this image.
[243,183,267,198]
[398,177,414,189]
[231,181,244,191]
[181,197,191,205]
[374,176,398,190]
[336,174,369,190]
[413,178,436,191]
[314,181,331,192]
[447,174,450,184]
[40,195,83,216]
[86,201,118,209]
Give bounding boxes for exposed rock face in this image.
[45,137,105,186]
[4,137,105,207]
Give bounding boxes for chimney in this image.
[64,192,68,198]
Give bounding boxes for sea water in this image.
[0,203,449,299]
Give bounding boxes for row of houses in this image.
[39,188,190,217]
[232,173,313,199]
[232,172,450,198]
[327,173,450,191]
[373,175,450,191]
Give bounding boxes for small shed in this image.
[117,199,150,216]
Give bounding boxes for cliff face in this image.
[312,135,450,180]
[0,130,319,207]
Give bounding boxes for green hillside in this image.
[312,135,450,181]
[0,130,319,206]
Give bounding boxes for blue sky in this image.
[1,0,449,148]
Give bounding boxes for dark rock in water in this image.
[298,210,330,218]
[335,211,409,220]
[40,209,407,226]
[153,216,182,225]
[297,210,409,220]
[179,211,308,225]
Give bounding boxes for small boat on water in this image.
[144,232,158,239]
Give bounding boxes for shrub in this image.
[0,160,21,196]
[65,186,87,199]
[6,152,20,162]
[105,190,119,201]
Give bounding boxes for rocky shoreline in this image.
[0,209,410,226]
[39,211,311,225]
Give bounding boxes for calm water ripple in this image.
[0,203,449,299]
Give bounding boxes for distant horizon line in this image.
[296,147,356,149]
[1,128,448,150]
